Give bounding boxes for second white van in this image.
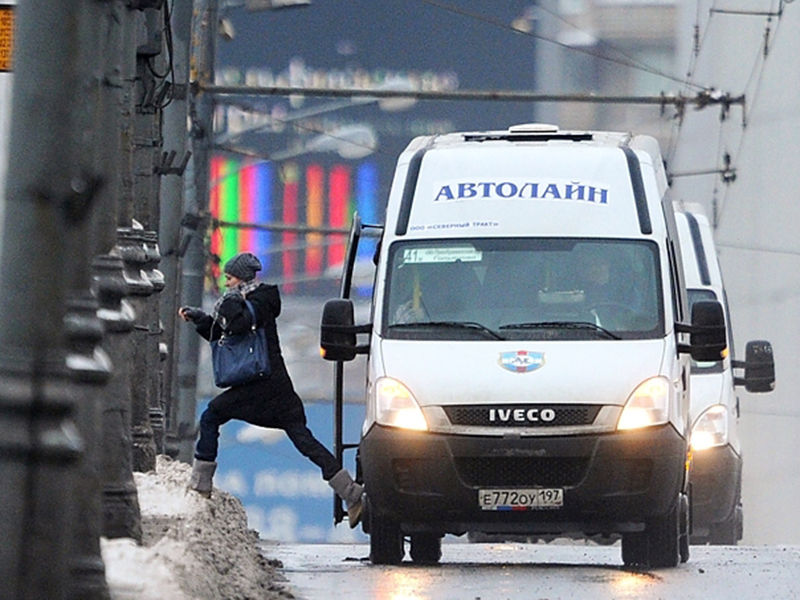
[675,205,775,545]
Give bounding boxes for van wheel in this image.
[644,496,681,568]
[622,495,682,568]
[708,505,742,545]
[410,533,442,564]
[621,531,648,567]
[369,514,404,565]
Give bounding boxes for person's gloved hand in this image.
[179,306,204,322]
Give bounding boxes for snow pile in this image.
[101,455,291,600]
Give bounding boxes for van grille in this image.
[443,405,601,427]
[455,457,590,487]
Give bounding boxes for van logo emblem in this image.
[499,351,545,373]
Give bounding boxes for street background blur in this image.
[1,1,799,598]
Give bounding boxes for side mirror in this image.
[687,300,726,362]
[320,299,372,362]
[734,340,775,393]
[320,299,357,362]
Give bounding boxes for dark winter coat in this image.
[192,283,288,379]
[189,282,339,477]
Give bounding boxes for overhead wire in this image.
[714,10,785,230]
[666,0,787,230]
[416,0,707,91]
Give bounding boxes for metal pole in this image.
[93,0,143,543]
[129,5,170,472]
[159,0,193,460]
[174,0,218,462]
[0,1,84,597]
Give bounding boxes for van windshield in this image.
[383,238,663,341]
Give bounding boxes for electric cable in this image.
[417,0,707,91]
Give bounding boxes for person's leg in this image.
[283,421,340,480]
[264,378,365,527]
[195,402,230,462]
[189,387,248,496]
[283,417,364,528]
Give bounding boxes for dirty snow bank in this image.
[101,455,292,600]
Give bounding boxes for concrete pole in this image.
[159,0,194,461]
[91,0,143,542]
[0,1,84,597]
[94,252,142,542]
[174,0,218,462]
[129,6,169,472]
[119,225,158,472]
[143,230,166,456]
[64,295,112,600]
[88,0,125,258]
[59,0,127,596]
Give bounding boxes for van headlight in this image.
[375,377,428,431]
[691,404,728,451]
[617,376,670,430]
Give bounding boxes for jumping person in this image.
[178,252,363,527]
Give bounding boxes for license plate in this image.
[479,488,564,511]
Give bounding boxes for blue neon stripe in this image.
[255,163,272,273]
[356,162,378,259]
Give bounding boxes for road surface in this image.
[263,540,800,599]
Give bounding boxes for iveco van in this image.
[321,125,726,568]
[675,205,775,545]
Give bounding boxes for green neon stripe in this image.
[219,159,240,273]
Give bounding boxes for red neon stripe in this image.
[282,163,299,293]
[328,165,350,268]
[305,164,324,276]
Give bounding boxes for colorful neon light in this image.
[208,155,378,291]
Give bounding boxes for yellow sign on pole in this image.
[0,5,13,72]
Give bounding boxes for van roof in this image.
[389,124,670,240]
[403,124,668,199]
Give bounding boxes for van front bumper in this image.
[360,423,688,537]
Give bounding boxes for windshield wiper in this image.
[390,321,505,340]
[499,321,621,340]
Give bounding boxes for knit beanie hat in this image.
[224,252,262,281]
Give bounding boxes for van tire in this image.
[644,496,681,568]
[621,531,648,567]
[369,513,404,565]
[708,504,742,545]
[621,495,683,568]
[410,533,442,564]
